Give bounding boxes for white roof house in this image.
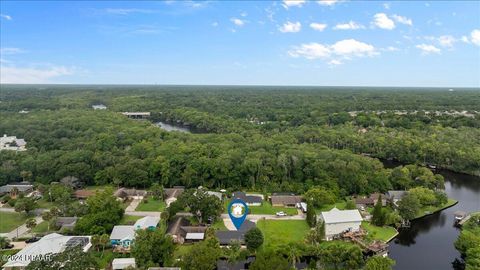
[112,258,136,270]
[0,134,27,151]
[320,208,363,240]
[2,233,91,269]
[134,216,160,230]
[110,225,135,241]
[92,104,107,110]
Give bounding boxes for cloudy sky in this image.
[1,0,479,87]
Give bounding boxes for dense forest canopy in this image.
[0,85,479,192]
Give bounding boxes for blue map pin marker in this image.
[228,198,249,230]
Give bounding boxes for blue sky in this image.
[1,0,479,87]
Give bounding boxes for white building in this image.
[0,134,27,151]
[319,208,363,240]
[2,233,91,269]
[92,104,107,110]
[112,258,136,270]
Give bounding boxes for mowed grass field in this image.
[361,221,398,242]
[0,212,28,233]
[257,220,310,247]
[135,199,166,212]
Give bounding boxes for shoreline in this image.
[411,199,458,222]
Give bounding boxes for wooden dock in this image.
[457,214,472,226]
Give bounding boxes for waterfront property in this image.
[319,208,363,241]
[2,233,91,269]
[387,190,407,207]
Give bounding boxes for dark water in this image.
[384,164,480,270]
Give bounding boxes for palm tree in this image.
[91,235,100,252]
[99,234,109,256]
[41,211,53,231]
[26,218,37,236]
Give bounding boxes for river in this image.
[384,164,480,270]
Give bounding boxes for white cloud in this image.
[310,23,327,32]
[0,14,12,20]
[288,39,377,62]
[416,44,441,54]
[289,43,331,59]
[279,21,301,33]
[471,29,480,46]
[240,12,248,17]
[317,0,340,6]
[438,35,456,47]
[461,36,470,43]
[282,0,306,9]
[0,48,25,55]
[231,18,245,27]
[383,3,390,10]
[334,21,365,30]
[331,39,377,57]
[373,13,395,30]
[0,65,74,84]
[328,59,343,65]
[104,8,155,15]
[392,14,413,26]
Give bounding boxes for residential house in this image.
[166,216,207,244]
[114,188,147,200]
[112,258,136,270]
[215,220,256,246]
[354,197,375,208]
[164,186,185,207]
[74,189,95,200]
[110,216,160,251]
[0,182,33,197]
[55,217,78,231]
[387,190,407,206]
[319,208,363,240]
[270,193,302,207]
[92,104,107,110]
[0,134,27,151]
[232,192,262,206]
[2,233,91,269]
[370,193,387,206]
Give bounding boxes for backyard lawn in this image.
[224,200,298,215]
[119,215,142,225]
[35,199,55,209]
[257,220,310,247]
[135,199,166,212]
[414,198,457,219]
[361,221,398,242]
[211,219,227,230]
[0,212,28,233]
[315,201,347,213]
[32,221,50,233]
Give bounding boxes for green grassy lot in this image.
[174,244,193,259]
[224,200,298,215]
[32,221,50,233]
[315,201,347,214]
[119,215,142,225]
[90,249,128,269]
[257,220,310,247]
[135,199,166,212]
[211,219,227,230]
[35,199,55,209]
[414,198,457,219]
[361,221,398,242]
[0,212,28,233]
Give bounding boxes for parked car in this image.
[25,237,40,243]
[276,211,287,217]
[4,243,14,249]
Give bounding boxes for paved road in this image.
[125,198,142,212]
[220,211,305,221]
[5,216,43,240]
[125,211,161,217]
